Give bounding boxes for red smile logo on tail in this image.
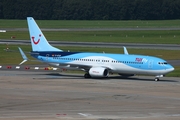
[32,34,41,45]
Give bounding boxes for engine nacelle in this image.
[89,67,109,77]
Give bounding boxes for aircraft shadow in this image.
[43,73,178,82]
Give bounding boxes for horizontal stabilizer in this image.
[18,47,28,60]
[18,47,28,65]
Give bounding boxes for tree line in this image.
[0,0,180,20]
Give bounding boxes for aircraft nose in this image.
[166,65,174,73]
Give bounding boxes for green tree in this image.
[0,0,3,18]
[1,0,180,20]
[31,0,55,20]
[91,0,109,20]
[58,0,92,20]
[162,0,180,19]
[2,0,17,19]
[52,0,64,19]
[118,0,136,20]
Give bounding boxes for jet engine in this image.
[89,67,109,77]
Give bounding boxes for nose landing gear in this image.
[155,75,164,81]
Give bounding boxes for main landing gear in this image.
[84,73,91,78]
[154,78,159,82]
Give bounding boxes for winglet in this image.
[123,46,129,55]
[18,47,28,65]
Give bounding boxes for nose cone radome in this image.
[166,65,174,73]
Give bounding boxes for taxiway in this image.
[0,70,180,120]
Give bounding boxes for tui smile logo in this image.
[32,34,41,45]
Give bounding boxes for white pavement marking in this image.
[15,66,20,69]
[78,113,92,117]
[34,67,39,70]
[53,68,58,70]
[0,30,6,32]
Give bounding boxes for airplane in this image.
[19,17,174,81]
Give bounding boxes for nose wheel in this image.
[155,75,163,81]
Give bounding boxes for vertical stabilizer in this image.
[27,17,62,51]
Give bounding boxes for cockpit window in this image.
[158,62,168,65]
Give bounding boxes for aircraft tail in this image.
[27,17,62,51]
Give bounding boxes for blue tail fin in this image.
[27,17,62,52]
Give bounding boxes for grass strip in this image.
[1,30,180,44]
[1,19,180,28]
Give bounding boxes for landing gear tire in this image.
[84,73,91,78]
[155,78,159,82]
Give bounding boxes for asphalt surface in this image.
[0,70,180,120]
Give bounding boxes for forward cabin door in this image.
[148,60,153,69]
